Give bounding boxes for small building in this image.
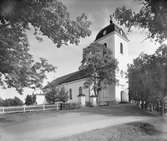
[44,19,129,105]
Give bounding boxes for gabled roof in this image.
[45,69,91,88]
[95,22,129,41]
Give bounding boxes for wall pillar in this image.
[90,96,97,106]
[78,95,86,107]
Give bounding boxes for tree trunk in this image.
[141,100,144,110]
[161,97,165,116]
[96,80,102,105]
[150,103,153,112]
[161,102,165,116]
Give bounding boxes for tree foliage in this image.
[45,86,58,104]
[80,42,118,97]
[128,44,167,112]
[0,0,91,93]
[113,0,167,43]
[0,96,23,106]
[0,0,91,47]
[25,94,36,105]
[45,86,68,104]
[57,87,68,103]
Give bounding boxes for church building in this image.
[40,18,129,105]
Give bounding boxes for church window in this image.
[69,89,72,99]
[104,43,107,47]
[79,87,82,95]
[120,43,123,54]
[120,30,123,35]
[103,30,107,35]
[103,43,107,56]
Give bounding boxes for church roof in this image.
[45,69,91,88]
[95,22,129,41]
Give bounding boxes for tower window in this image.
[120,43,123,54]
[104,43,107,47]
[69,89,72,99]
[103,43,107,56]
[103,30,107,35]
[79,87,82,95]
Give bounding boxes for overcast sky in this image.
[0,0,160,99]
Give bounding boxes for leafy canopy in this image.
[113,0,167,43]
[0,0,91,93]
[45,86,68,104]
[128,44,167,103]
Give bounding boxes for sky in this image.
[0,0,160,99]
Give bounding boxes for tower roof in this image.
[95,22,129,41]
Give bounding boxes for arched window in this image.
[69,89,72,99]
[79,87,82,95]
[103,43,107,56]
[120,43,123,54]
[104,43,107,47]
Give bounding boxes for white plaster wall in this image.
[96,32,116,103]
[99,85,115,102]
[57,79,90,103]
[96,32,115,57]
[114,33,129,102]
[114,33,128,72]
[96,31,129,103]
[36,95,47,105]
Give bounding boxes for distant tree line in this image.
[0,94,37,106]
[128,44,167,115]
[0,97,23,106]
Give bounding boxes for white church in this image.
[40,18,129,105]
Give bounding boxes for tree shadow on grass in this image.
[128,122,162,136]
[0,117,13,123]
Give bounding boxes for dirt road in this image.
[0,104,156,141]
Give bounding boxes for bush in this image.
[56,87,68,103]
[86,101,93,107]
[0,98,4,106]
[45,87,68,104]
[45,88,58,104]
[1,97,23,106]
[25,94,36,105]
[13,97,24,106]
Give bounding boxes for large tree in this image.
[128,44,167,114]
[80,42,118,99]
[113,0,167,43]
[0,0,91,93]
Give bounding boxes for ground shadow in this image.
[72,104,159,117]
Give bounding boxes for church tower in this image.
[95,17,129,104]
